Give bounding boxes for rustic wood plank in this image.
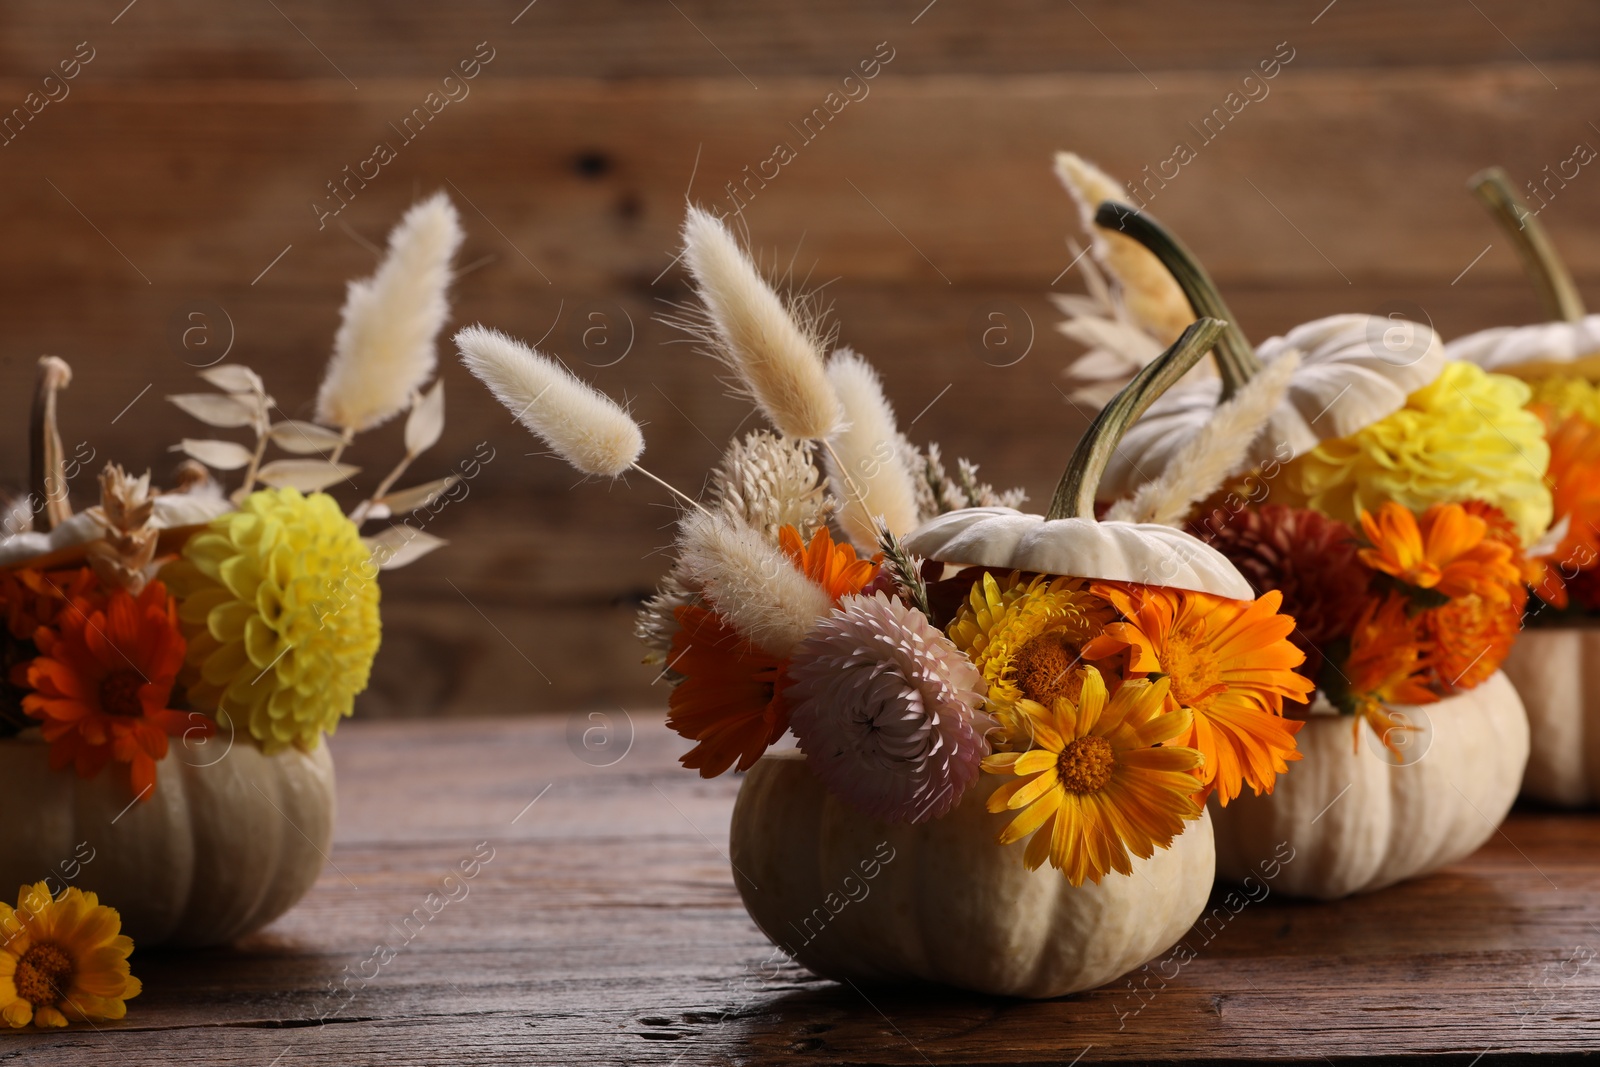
[3,716,1597,1064]
[0,67,1597,295]
[2,0,1596,80]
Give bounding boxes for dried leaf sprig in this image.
[168,193,467,570]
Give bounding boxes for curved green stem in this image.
[1469,167,1586,323]
[1094,201,1261,398]
[1048,317,1228,521]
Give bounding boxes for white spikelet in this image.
[317,192,466,432]
[679,206,843,439]
[709,430,833,541]
[455,325,643,478]
[676,509,832,657]
[1106,350,1301,527]
[1055,153,1192,345]
[823,348,920,547]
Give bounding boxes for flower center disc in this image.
[1012,632,1083,708]
[1057,735,1115,794]
[98,671,145,718]
[15,943,73,1007]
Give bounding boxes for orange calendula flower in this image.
[1421,594,1520,694]
[778,524,878,603]
[1344,593,1433,754]
[1083,584,1313,806]
[982,667,1201,886]
[0,881,141,1028]
[1527,414,1600,608]
[1357,502,1521,605]
[665,525,877,778]
[665,604,790,778]
[22,579,207,798]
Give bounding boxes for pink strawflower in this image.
[786,592,993,823]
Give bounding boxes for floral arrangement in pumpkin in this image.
[460,207,1312,888]
[0,193,464,815]
[1052,157,1552,750]
[1446,167,1600,617]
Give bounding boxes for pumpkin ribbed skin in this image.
[730,749,1215,999]
[1210,671,1527,899]
[0,735,334,946]
[1501,630,1600,805]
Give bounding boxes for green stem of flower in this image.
[1093,201,1261,398]
[1469,166,1586,323]
[1048,317,1228,522]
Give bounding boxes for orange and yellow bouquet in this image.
[460,207,1314,891]
[0,194,467,1025]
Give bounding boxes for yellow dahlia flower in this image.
[1529,374,1600,426]
[165,487,381,753]
[1276,362,1552,546]
[0,882,141,1028]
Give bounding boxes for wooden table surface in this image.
[10,714,1600,1065]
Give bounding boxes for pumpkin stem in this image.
[1093,201,1260,399]
[1048,317,1227,521]
[1469,167,1586,323]
[29,356,74,533]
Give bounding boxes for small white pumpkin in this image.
[1500,631,1600,804]
[1210,672,1528,899]
[731,749,1215,998]
[1446,168,1600,807]
[1089,203,1445,501]
[0,731,335,947]
[735,320,1235,997]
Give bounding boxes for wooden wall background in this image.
[1,1,1597,718]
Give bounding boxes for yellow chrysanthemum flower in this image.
[165,487,381,753]
[947,571,1114,713]
[1529,374,1600,427]
[0,882,141,1029]
[1276,362,1552,546]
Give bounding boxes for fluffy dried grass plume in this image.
[317,192,465,432]
[678,206,842,440]
[708,430,832,541]
[1105,349,1301,527]
[675,509,832,657]
[456,325,644,478]
[824,349,920,546]
[1054,152,1192,345]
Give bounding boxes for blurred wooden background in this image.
[1,1,1597,719]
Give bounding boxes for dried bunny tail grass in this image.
[637,565,699,665]
[709,430,833,541]
[676,509,832,657]
[317,192,466,433]
[823,348,920,546]
[675,206,843,440]
[1105,349,1300,527]
[1054,152,1192,345]
[456,325,644,478]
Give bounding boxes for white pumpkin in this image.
[731,749,1215,998]
[1498,626,1600,805]
[0,731,335,947]
[1447,167,1600,807]
[734,319,1235,997]
[1210,672,1528,899]
[903,506,1252,599]
[1089,204,1444,501]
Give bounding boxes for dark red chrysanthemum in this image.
[1189,504,1373,689]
